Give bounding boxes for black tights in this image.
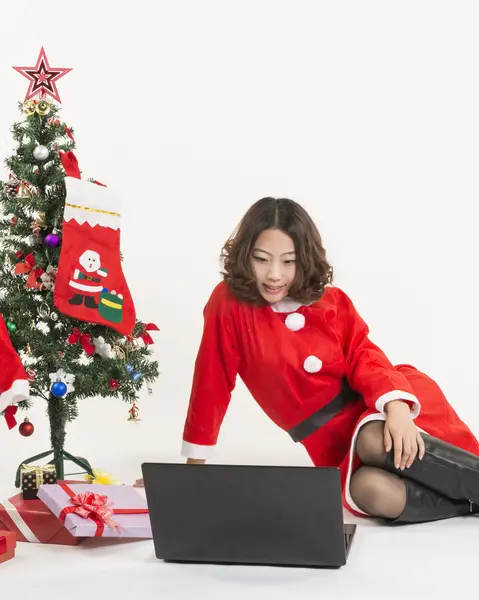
[351,421,410,519]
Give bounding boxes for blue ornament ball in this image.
[125,364,133,373]
[131,371,142,382]
[51,381,67,398]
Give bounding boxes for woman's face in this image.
[251,228,296,303]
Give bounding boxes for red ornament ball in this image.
[19,417,34,437]
[109,379,119,390]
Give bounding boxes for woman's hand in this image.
[384,400,425,470]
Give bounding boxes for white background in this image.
[1,0,479,486]
[1,1,479,597]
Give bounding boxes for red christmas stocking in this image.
[53,152,136,335]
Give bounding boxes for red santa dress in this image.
[0,315,29,419]
[182,281,479,516]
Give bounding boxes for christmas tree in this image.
[0,48,159,485]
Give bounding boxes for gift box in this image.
[0,483,85,545]
[37,482,152,538]
[0,530,16,564]
[21,463,57,499]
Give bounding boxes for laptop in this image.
[141,462,356,568]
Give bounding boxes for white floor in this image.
[1,471,477,600]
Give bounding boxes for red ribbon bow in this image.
[141,323,159,345]
[58,484,149,537]
[131,323,160,346]
[59,150,81,179]
[64,492,120,533]
[3,405,18,430]
[67,328,95,356]
[14,254,44,289]
[0,535,6,555]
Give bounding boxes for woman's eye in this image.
[253,256,267,263]
[284,260,296,265]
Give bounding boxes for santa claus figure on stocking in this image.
[69,250,108,309]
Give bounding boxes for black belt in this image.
[287,379,359,443]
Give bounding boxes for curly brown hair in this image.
[220,197,334,305]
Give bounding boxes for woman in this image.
[175,198,479,523]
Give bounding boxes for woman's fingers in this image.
[384,425,393,452]
[393,434,403,469]
[417,431,426,460]
[406,437,418,468]
[400,437,412,470]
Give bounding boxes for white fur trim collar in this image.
[269,297,307,313]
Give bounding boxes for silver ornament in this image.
[38,304,50,319]
[33,145,49,161]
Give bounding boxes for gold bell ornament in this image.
[16,183,31,200]
[36,100,51,116]
[22,100,36,117]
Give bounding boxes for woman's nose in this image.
[267,263,281,280]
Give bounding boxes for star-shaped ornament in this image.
[13,47,72,103]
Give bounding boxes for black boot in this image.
[388,479,478,525]
[69,294,84,305]
[385,434,479,504]
[84,296,98,309]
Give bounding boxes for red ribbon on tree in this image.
[129,323,159,346]
[59,150,81,179]
[140,323,159,345]
[58,484,149,537]
[14,254,44,289]
[3,405,18,430]
[67,328,95,356]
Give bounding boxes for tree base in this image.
[15,448,94,488]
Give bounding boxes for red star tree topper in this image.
[13,47,72,103]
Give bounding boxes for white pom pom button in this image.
[303,355,322,373]
[285,312,306,331]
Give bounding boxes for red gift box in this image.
[0,530,16,564]
[0,483,85,545]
